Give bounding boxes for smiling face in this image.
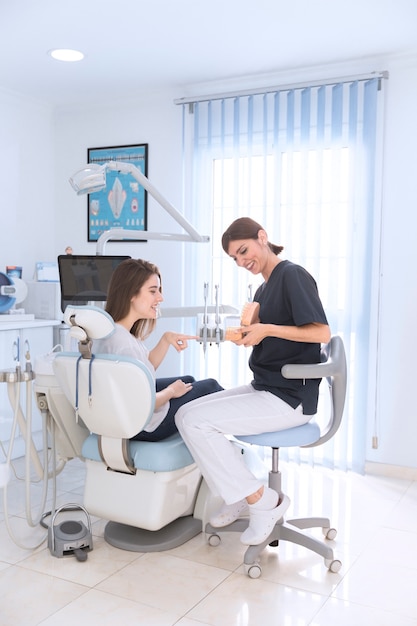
[227,237,263,273]
[227,228,269,271]
[226,229,280,280]
[130,273,163,320]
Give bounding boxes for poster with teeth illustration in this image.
[87,143,148,242]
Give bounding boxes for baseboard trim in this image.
[365,461,417,480]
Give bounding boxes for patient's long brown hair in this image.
[105,258,162,339]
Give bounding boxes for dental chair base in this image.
[82,433,207,551]
[103,471,216,552]
[105,517,202,552]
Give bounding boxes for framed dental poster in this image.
[87,143,148,242]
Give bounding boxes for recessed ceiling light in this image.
[48,49,85,62]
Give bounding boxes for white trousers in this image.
[175,384,312,505]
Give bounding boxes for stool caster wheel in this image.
[207,533,221,547]
[323,527,337,540]
[325,558,342,573]
[244,563,262,579]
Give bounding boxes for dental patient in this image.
[94,258,223,441]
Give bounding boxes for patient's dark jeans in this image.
[132,376,224,442]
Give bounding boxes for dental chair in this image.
[205,335,347,578]
[50,305,214,552]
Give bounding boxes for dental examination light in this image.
[69,162,241,351]
[69,162,209,254]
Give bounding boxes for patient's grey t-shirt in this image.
[93,323,169,432]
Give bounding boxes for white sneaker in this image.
[209,499,249,528]
[240,495,290,545]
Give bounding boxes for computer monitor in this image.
[57,254,131,313]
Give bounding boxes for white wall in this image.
[1,53,416,472]
[53,94,188,304]
[0,89,56,279]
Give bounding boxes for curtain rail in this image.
[174,71,388,106]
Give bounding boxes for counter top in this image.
[0,318,62,331]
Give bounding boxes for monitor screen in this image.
[57,254,131,313]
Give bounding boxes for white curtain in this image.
[178,75,385,472]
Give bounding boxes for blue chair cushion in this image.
[236,421,320,448]
[82,433,195,472]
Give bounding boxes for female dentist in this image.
[175,217,330,546]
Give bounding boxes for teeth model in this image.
[225,302,260,341]
[240,301,260,325]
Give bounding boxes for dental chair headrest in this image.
[64,305,115,342]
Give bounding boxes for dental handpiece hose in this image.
[25,340,32,374]
[202,282,208,353]
[15,337,21,381]
[215,284,221,346]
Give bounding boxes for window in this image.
[179,76,385,471]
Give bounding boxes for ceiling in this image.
[1,0,416,109]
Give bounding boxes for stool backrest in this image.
[281,335,347,448]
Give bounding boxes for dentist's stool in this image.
[206,335,347,578]
[53,306,210,552]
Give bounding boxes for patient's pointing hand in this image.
[164,332,199,352]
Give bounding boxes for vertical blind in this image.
[178,74,385,472]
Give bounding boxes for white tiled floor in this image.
[1,455,417,626]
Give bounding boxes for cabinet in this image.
[0,319,60,459]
